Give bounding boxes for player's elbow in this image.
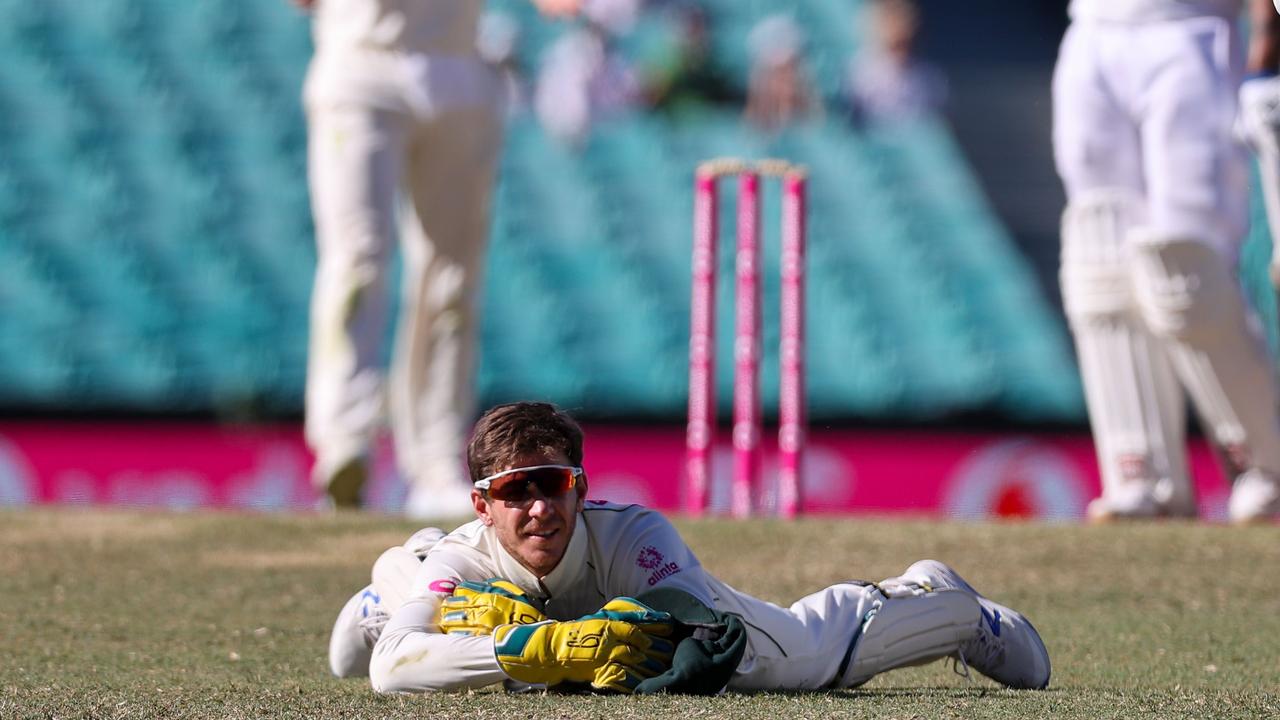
[369,649,423,693]
[368,664,467,694]
[369,658,414,693]
[368,642,464,694]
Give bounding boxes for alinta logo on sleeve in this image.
[637,546,681,586]
[636,546,664,570]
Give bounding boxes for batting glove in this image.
[1238,74,1280,155]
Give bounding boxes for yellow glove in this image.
[589,597,678,639]
[493,616,675,693]
[439,579,547,636]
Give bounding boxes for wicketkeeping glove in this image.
[585,597,679,637]
[438,579,547,636]
[493,612,675,693]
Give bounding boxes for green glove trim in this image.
[493,620,548,657]
[632,587,748,695]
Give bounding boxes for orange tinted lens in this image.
[488,467,576,502]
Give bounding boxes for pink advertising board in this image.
[0,422,1235,520]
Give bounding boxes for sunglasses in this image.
[474,464,583,503]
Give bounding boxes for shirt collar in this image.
[490,512,588,600]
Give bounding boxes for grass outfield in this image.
[2,509,1277,719]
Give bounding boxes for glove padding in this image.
[493,599,676,693]
[631,587,748,696]
[439,579,547,636]
[1238,74,1280,155]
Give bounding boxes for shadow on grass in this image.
[730,686,1063,701]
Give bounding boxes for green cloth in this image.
[632,588,747,695]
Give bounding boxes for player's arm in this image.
[530,0,581,17]
[1250,0,1280,74]
[437,580,678,693]
[1241,1,1280,294]
[601,509,747,694]
[369,556,510,693]
[610,508,717,605]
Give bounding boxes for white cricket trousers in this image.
[304,57,503,496]
[1052,14,1248,250]
[1053,15,1280,493]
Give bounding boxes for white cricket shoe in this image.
[1086,477,1196,522]
[317,455,369,510]
[1228,470,1280,524]
[329,585,386,677]
[903,560,1051,690]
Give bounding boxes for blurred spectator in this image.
[644,5,739,119]
[844,0,946,127]
[535,0,643,145]
[478,11,529,116]
[744,14,820,133]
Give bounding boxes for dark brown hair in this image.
[467,402,585,483]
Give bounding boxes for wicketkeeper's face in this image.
[472,450,586,577]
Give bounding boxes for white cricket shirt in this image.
[369,501,730,692]
[1068,0,1241,22]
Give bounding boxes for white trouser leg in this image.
[1060,191,1192,515]
[1136,16,1248,252]
[721,575,978,691]
[389,102,503,499]
[305,104,408,486]
[1130,233,1280,477]
[1052,24,1193,515]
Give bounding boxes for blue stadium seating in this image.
[0,0,1109,423]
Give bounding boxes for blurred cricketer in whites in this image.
[327,402,1051,694]
[292,0,584,521]
[1054,0,1280,522]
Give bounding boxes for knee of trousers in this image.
[1060,189,1144,324]
[1129,230,1240,345]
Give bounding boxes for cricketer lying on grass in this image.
[328,402,1050,695]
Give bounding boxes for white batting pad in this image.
[1060,191,1190,514]
[371,545,423,616]
[840,586,979,688]
[1130,231,1280,477]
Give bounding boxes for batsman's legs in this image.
[391,100,503,520]
[305,103,408,507]
[1053,28,1194,518]
[1130,233,1280,522]
[1060,191,1192,518]
[1135,19,1280,522]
